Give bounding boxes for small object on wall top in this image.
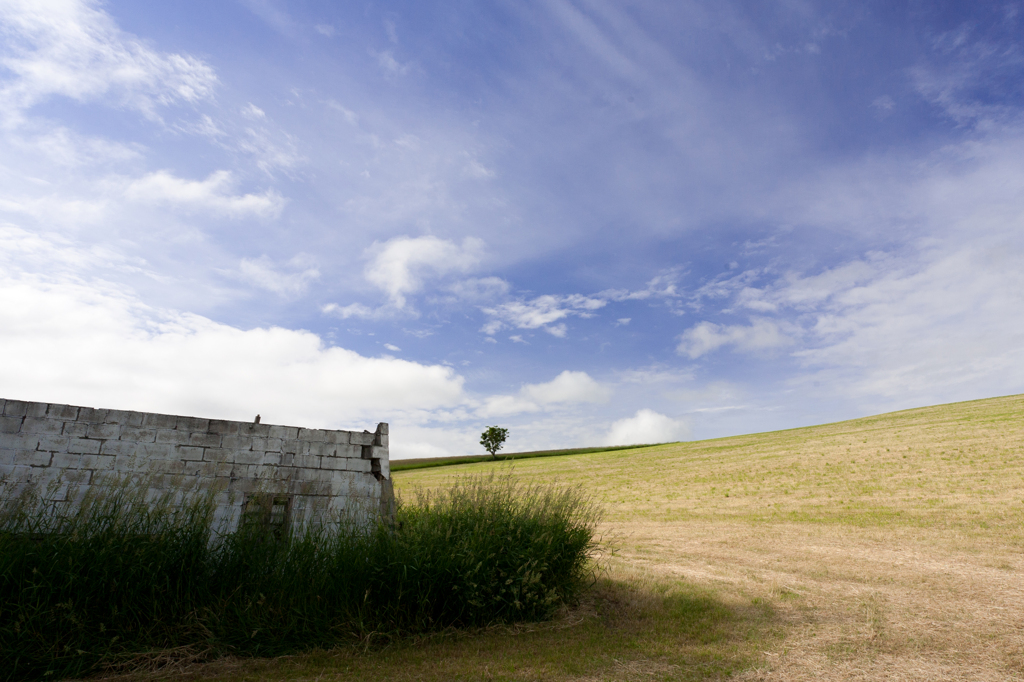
[254,414,261,424]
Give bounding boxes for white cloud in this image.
[314,23,335,37]
[321,302,382,320]
[476,370,610,417]
[327,100,358,125]
[677,317,792,359]
[123,170,286,218]
[448,276,510,302]
[477,394,541,418]
[522,370,612,404]
[234,255,319,296]
[384,343,401,352]
[0,270,467,428]
[373,49,410,76]
[604,409,689,446]
[364,235,483,309]
[241,103,265,120]
[0,0,217,124]
[482,293,606,336]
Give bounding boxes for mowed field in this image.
[156,394,1024,681]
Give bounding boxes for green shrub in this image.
[0,472,599,680]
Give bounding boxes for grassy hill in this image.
[143,394,1024,681]
[395,393,1024,534]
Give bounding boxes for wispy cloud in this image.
[0,0,217,124]
[677,318,793,359]
[123,170,286,218]
[233,255,320,296]
[481,294,606,337]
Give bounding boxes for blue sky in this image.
[2,0,1023,457]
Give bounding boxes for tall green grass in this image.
[0,473,599,681]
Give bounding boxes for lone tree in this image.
[480,426,509,460]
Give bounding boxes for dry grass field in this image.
[121,393,1024,681]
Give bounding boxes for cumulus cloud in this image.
[477,370,611,417]
[364,235,483,309]
[603,409,689,446]
[0,0,217,124]
[677,318,792,359]
[0,270,467,428]
[522,370,612,404]
[123,170,286,218]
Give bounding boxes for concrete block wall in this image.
[0,398,391,532]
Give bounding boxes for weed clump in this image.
[0,472,598,680]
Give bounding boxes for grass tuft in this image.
[0,472,599,681]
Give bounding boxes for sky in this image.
[1,0,1023,458]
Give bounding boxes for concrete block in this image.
[100,440,137,457]
[15,449,52,467]
[202,448,234,463]
[119,427,157,443]
[333,444,363,459]
[282,439,301,455]
[80,454,116,470]
[156,429,191,445]
[126,412,145,428]
[3,401,28,417]
[103,410,132,424]
[62,422,88,437]
[20,418,64,435]
[268,425,298,440]
[362,445,387,460]
[0,416,21,434]
[304,442,326,457]
[252,437,282,452]
[175,446,205,461]
[63,469,91,485]
[189,432,221,448]
[87,423,121,440]
[233,450,263,465]
[2,433,38,450]
[214,462,233,476]
[47,404,79,420]
[295,467,326,482]
[298,428,326,443]
[376,422,389,436]
[147,459,185,475]
[348,458,372,473]
[247,423,271,437]
[323,430,350,445]
[184,461,216,477]
[68,438,102,455]
[113,456,140,472]
[293,454,321,469]
[143,413,177,429]
[0,449,14,466]
[26,403,48,419]
[320,455,349,471]
[376,434,389,448]
[261,452,282,466]
[221,434,252,450]
[36,435,69,452]
[77,407,108,423]
[280,452,295,467]
[176,416,209,432]
[209,420,242,435]
[138,442,173,459]
[350,431,374,446]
